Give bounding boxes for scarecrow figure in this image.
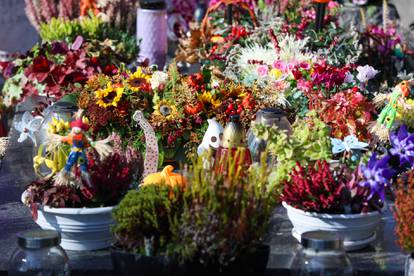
[50,112,113,187]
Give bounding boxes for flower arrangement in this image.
[75,63,258,163]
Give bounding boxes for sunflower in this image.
[198,91,221,109]
[127,67,151,92]
[95,83,124,108]
[153,100,179,121]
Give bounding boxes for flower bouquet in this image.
[75,62,259,164]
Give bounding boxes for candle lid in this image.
[17,230,61,249]
[301,231,343,251]
[140,0,166,9]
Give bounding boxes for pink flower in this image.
[257,65,269,77]
[273,60,288,72]
[297,79,312,94]
[328,1,339,9]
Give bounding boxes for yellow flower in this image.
[270,69,283,80]
[95,83,124,108]
[153,100,179,120]
[127,67,151,92]
[48,117,70,134]
[198,91,221,109]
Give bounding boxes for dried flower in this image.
[394,170,414,252]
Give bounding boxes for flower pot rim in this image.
[21,191,115,214]
[282,201,386,219]
[40,205,115,215]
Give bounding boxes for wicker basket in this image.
[175,0,258,65]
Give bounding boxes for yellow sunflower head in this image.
[153,100,179,120]
[198,91,221,109]
[127,67,151,92]
[95,83,124,108]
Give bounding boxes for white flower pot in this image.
[34,205,115,251]
[282,202,384,251]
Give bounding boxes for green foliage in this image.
[168,150,278,266]
[112,185,183,254]
[39,14,139,64]
[39,15,100,42]
[253,111,332,185]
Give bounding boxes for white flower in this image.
[13,112,42,144]
[277,35,312,63]
[150,71,169,90]
[356,65,379,83]
[353,0,367,5]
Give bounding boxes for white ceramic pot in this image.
[282,202,384,251]
[406,253,414,276]
[34,205,115,251]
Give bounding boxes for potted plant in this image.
[111,150,278,275]
[281,157,388,251]
[22,129,144,251]
[111,182,185,275]
[252,110,397,250]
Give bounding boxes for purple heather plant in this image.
[389,125,414,168]
[358,153,395,201]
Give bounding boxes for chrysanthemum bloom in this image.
[95,83,124,108]
[127,67,151,92]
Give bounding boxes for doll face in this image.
[72,127,82,134]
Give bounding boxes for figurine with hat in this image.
[49,110,113,187]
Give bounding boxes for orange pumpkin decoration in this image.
[142,165,187,188]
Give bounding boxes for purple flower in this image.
[51,41,69,55]
[356,65,379,83]
[390,125,414,167]
[358,153,395,200]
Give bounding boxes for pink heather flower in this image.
[257,65,269,77]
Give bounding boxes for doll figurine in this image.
[370,80,413,141]
[51,113,113,187]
